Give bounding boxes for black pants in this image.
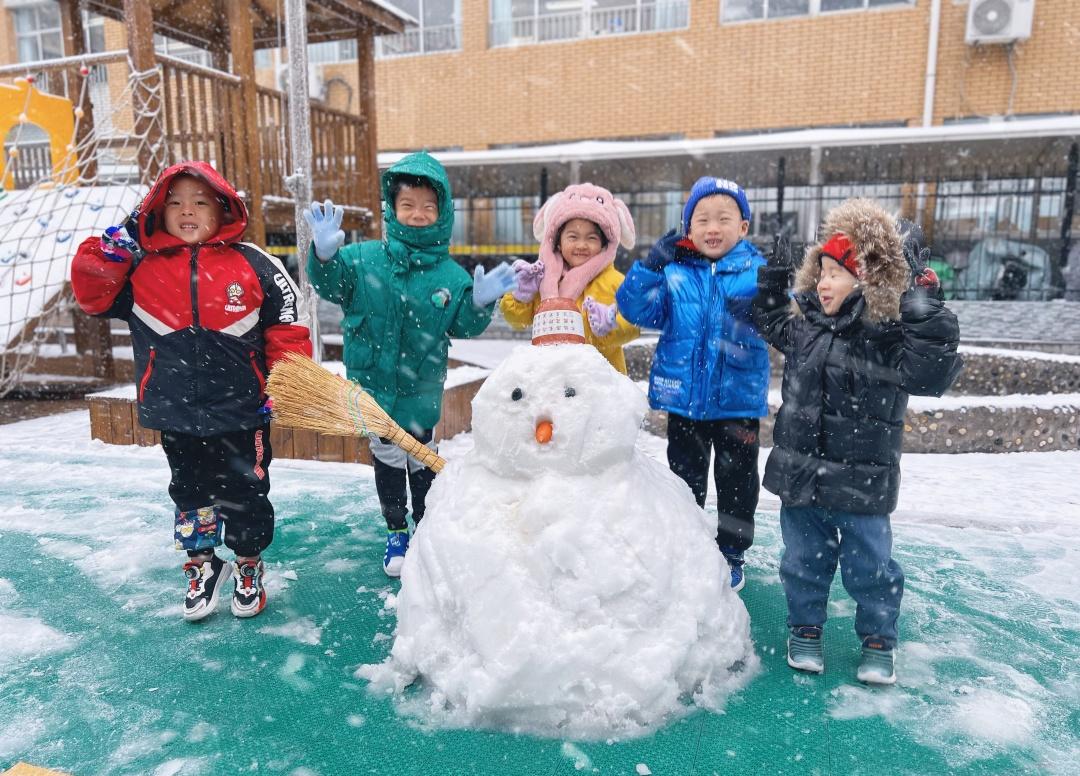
[372,429,437,532]
[161,423,274,558]
[667,414,760,554]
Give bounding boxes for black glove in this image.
[766,233,794,269]
[903,243,944,302]
[642,228,681,272]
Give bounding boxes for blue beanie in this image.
[681,177,751,233]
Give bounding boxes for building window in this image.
[491,0,690,48]
[721,0,911,23]
[154,34,211,67]
[376,0,462,59]
[13,2,63,63]
[307,40,358,64]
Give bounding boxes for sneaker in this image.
[728,563,745,592]
[383,529,410,578]
[787,625,825,673]
[857,638,896,685]
[721,549,746,593]
[182,553,232,621]
[232,558,267,618]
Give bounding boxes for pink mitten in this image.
[583,296,617,337]
[511,258,544,302]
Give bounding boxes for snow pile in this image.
[360,344,757,739]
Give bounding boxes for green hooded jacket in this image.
[307,152,493,433]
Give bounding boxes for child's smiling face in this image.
[817,255,859,315]
[163,175,224,245]
[557,218,605,268]
[688,194,748,259]
[394,183,439,227]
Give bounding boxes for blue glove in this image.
[642,228,681,272]
[303,199,345,262]
[101,221,143,265]
[472,262,515,307]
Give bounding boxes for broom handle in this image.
[385,424,446,474]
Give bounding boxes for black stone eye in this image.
[564,386,576,398]
[511,387,523,401]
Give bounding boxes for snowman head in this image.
[471,344,648,477]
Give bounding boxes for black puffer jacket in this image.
[753,199,963,515]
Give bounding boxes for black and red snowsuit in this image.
[71,161,312,557]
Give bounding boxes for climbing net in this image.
[0,55,161,396]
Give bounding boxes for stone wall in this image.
[625,341,1080,454]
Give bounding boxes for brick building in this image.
[0,0,1076,300]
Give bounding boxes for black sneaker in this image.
[231,558,267,618]
[182,553,232,621]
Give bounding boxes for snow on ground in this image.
[1,403,1079,772]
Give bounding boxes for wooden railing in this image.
[158,56,252,194]
[257,86,376,230]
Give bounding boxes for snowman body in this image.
[361,345,757,738]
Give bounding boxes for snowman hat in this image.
[531,297,587,346]
[533,183,636,301]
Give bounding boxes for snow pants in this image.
[370,429,437,532]
[779,505,905,648]
[666,414,759,555]
[161,422,274,558]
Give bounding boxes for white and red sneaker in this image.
[182,553,232,621]
[231,558,267,618]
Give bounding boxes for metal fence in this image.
[445,152,1080,302]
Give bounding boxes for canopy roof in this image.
[83,0,411,51]
[379,116,1080,197]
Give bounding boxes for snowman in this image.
[360,325,758,739]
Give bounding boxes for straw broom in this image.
[266,352,445,474]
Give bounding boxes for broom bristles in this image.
[266,353,445,473]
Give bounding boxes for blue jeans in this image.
[779,505,905,648]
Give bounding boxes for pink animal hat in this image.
[533,183,636,301]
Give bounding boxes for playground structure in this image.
[0,0,408,398]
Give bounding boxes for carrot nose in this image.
[535,420,553,444]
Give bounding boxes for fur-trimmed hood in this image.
[793,198,909,322]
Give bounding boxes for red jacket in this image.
[72,161,312,436]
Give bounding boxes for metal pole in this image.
[1061,142,1078,270]
[283,0,320,360]
[806,146,823,243]
[540,166,549,205]
[776,155,786,235]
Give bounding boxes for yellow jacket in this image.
[499,264,640,374]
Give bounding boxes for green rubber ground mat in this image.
[1,422,1078,775]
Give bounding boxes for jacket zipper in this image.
[697,261,720,416]
[249,351,266,396]
[189,245,202,431]
[138,347,156,402]
[189,246,200,328]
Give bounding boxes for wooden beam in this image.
[226,1,267,245]
[356,24,381,238]
[58,0,99,181]
[123,0,165,182]
[319,0,407,36]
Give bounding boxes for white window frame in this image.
[490,0,691,49]
[376,0,462,59]
[12,1,63,64]
[720,0,914,25]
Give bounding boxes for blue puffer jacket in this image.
[616,238,769,420]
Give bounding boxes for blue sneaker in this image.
[721,548,746,592]
[383,529,410,578]
[857,637,896,685]
[787,625,824,673]
[729,563,745,592]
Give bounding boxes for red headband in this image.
[821,233,861,278]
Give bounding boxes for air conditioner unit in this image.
[276,64,326,102]
[965,0,1035,45]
